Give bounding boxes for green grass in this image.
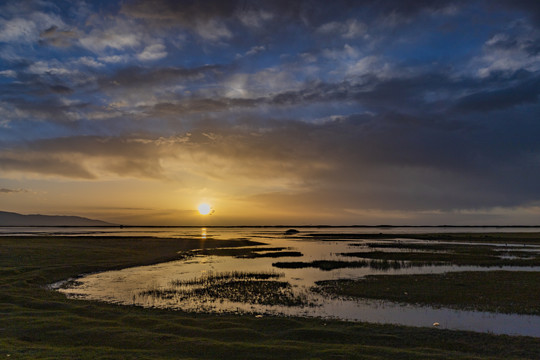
[1,235,540,359]
[315,271,540,315]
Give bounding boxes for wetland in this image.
[49,227,540,336]
[2,226,540,359]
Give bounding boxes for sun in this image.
[197,203,212,215]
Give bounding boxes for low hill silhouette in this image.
[0,211,114,226]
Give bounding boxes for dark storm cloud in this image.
[190,107,540,212]
[122,0,460,24]
[120,0,463,43]
[454,76,540,112]
[146,81,354,117]
[4,97,88,124]
[483,29,540,57]
[149,98,253,117]
[243,115,540,211]
[98,65,223,89]
[122,0,239,22]
[49,84,73,94]
[141,71,501,118]
[499,0,540,26]
[2,97,540,211]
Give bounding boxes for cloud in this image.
[236,8,274,28]
[474,32,540,77]
[113,64,533,121]
[317,19,367,38]
[120,0,458,43]
[322,44,360,60]
[1,0,540,223]
[121,0,237,41]
[39,25,78,47]
[0,18,37,43]
[27,60,73,76]
[194,19,233,41]
[245,45,266,56]
[0,70,16,78]
[49,85,73,94]
[72,56,104,68]
[99,64,221,89]
[0,153,96,179]
[98,55,130,63]
[79,18,141,53]
[121,0,238,22]
[499,0,540,27]
[137,43,168,61]
[454,76,540,112]
[2,105,540,213]
[0,188,27,194]
[0,10,66,44]
[0,136,168,180]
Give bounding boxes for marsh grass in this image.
[272,259,434,271]
[1,235,540,359]
[315,271,540,315]
[170,270,283,286]
[141,270,309,307]
[245,251,303,258]
[305,232,540,244]
[340,248,540,266]
[192,247,302,258]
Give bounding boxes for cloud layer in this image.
[1,0,539,224]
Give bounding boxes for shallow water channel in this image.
[53,228,540,337]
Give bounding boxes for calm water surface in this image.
[6,226,539,337]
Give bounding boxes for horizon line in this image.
[2,224,540,228]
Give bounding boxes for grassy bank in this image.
[316,271,540,315]
[1,235,540,359]
[340,249,540,266]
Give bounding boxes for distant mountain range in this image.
[0,211,114,226]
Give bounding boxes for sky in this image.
[1,0,540,226]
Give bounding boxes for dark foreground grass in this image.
[1,236,540,359]
[315,271,540,315]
